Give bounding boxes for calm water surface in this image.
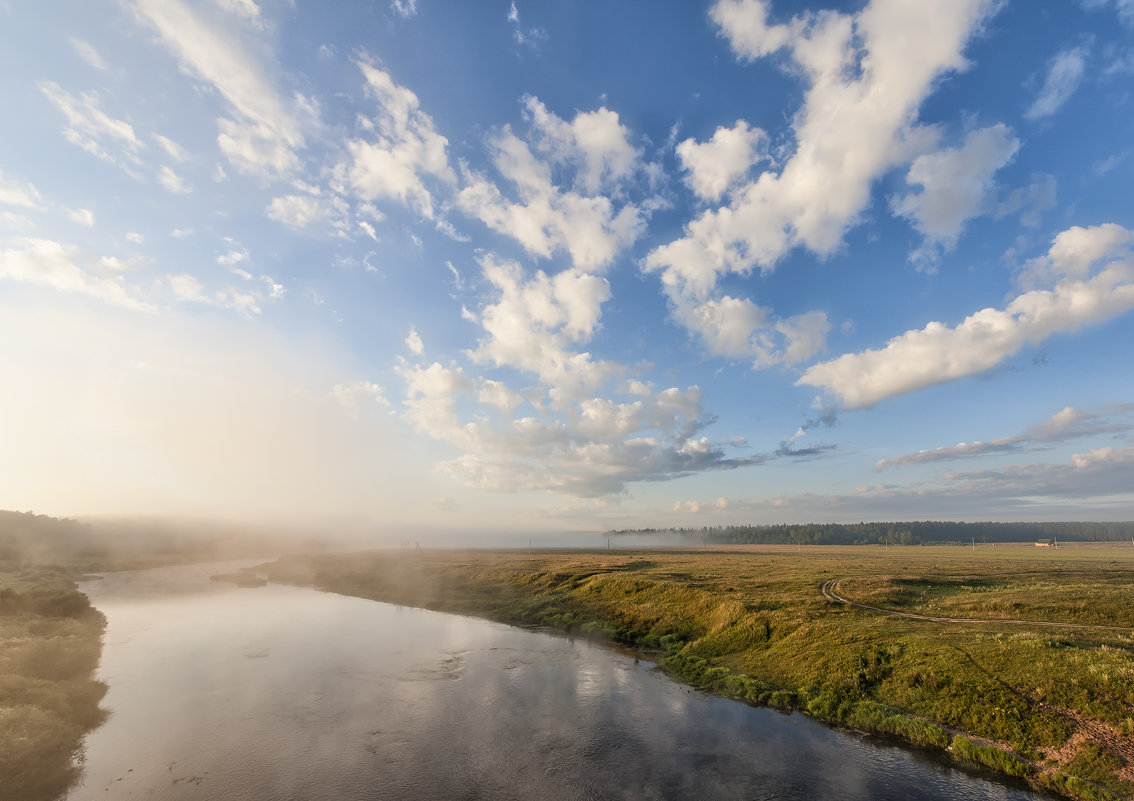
[68,561,1054,800]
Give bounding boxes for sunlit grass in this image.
[267,543,1134,801]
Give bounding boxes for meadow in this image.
[266,543,1134,801]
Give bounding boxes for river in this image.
[67,561,1053,800]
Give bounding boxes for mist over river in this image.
[69,561,1054,800]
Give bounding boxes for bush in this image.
[951,736,1031,778]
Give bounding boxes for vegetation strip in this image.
[266,545,1134,801]
[0,567,108,801]
[822,577,1134,632]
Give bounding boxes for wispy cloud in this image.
[1026,47,1088,120]
[876,405,1134,470]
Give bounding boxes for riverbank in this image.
[0,567,107,801]
[265,544,1134,801]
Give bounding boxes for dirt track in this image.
[820,577,1134,633]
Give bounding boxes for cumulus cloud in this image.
[399,358,758,496]
[0,238,153,311]
[393,251,765,497]
[523,96,642,195]
[875,404,1134,470]
[798,223,1134,408]
[465,254,616,397]
[339,61,454,218]
[405,326,424,355]
[457,99,646,272]
[671,296,830,367]
[1026,47,1088,120]
[676,120,766,202]
[891,124,1020,262]
[167,271,265,315]
[651,0,992,282]
[266,193,347,231]
[646,0,993,363]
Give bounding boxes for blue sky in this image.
[2,0,1133,532]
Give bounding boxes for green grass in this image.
[0,567,108,801]
[266,544,1134,800]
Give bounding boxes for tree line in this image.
[608,521,1134,546]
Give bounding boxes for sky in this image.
[2,0,1133,533]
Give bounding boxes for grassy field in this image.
[0,567,108,801]
[266,543,1134,801]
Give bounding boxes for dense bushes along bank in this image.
[267,546,1134,801]
[0,567,108,801]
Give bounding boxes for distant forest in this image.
[609,521,1134,546]
[0,510,300,570]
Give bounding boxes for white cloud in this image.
[467,254,615,396]
[0,170,43,209]
[798,223,1134,408]
[399,355,753,497]
[393,252,764,498]
[70,38,109,71]
[457,101,646,272]
[1015,221,1133,290]
[477,379,523,417]
[153,133,190,162]
[171,227,194,238]
[875,404,1134,470]
[158,165,192,194]
[405,326,424,355]
[266,193,347,230]
[331,381,389,417]
[676,120,766,202]
[390,0,417,19]
[523,96,642,195]
[646,0,993,361]
[0,238,153,311]
[213,0,266,29]
[672,295,829,367]
[1026,47,1088,120]
[216,245,247,266]
[891,124,1019,259]
[339,61,454,218]
[167,271,264,315]
[39,82,146,172]
[68,208,96,227]
[126,231,145,244]
[167,272,206,302]
[130,0,306,178]
[507,2,547,49]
